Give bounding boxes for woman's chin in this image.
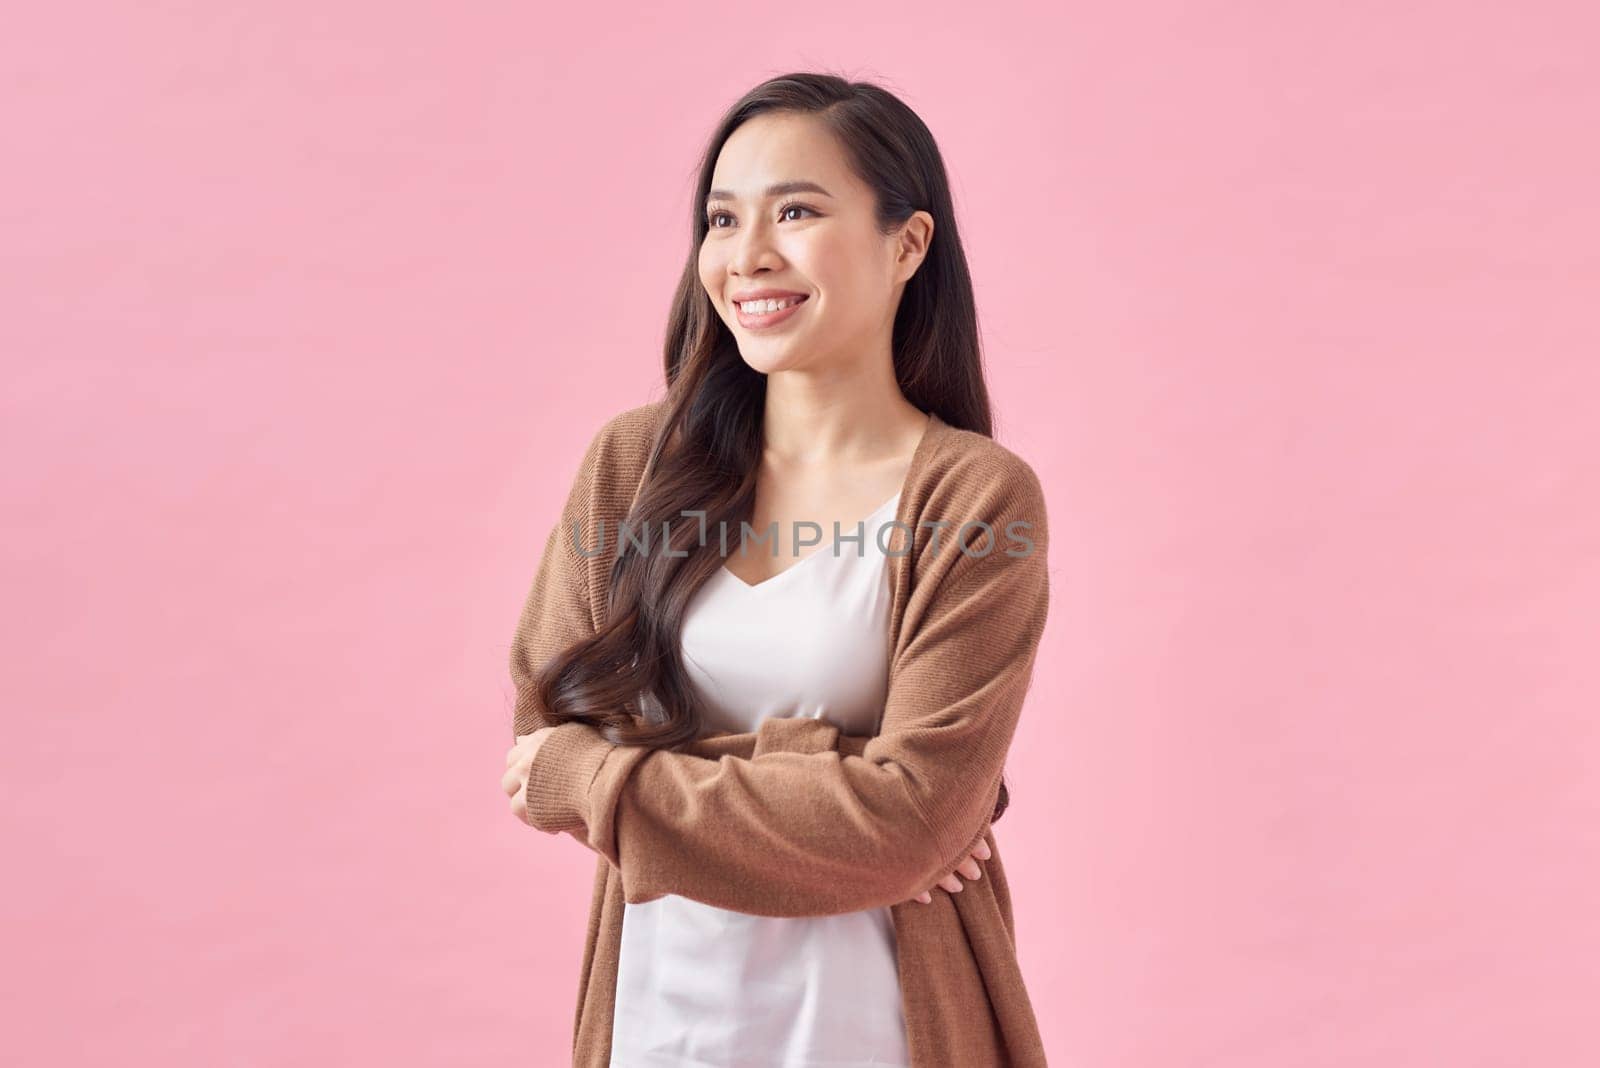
[737,345,810,376]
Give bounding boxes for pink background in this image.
[4,3,1596,1065]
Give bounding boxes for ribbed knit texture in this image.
[509,399,1051,1066]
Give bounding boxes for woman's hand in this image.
[503,728,556,827]
[906,837,990,904]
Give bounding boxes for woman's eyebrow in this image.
[705,180,834,204]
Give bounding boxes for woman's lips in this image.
[735,294,809,331]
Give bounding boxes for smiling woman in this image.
[693,110,935,381]
[505,71,1050,1067]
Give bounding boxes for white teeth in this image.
[738,296,803,314]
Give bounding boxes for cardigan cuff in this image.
[524,722,615,834]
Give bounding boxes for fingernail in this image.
[977,843,991,859]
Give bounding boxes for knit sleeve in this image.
[521,451,1051,918]
[507,421,606,742]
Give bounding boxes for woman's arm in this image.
[508,420,605,743]
[510,427,1050,919]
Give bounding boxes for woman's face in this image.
[697,111,929,376]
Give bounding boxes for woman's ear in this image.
[894,210,935,284]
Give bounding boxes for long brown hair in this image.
[535,71,1015,823]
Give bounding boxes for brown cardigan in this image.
[510,399,1052,1066]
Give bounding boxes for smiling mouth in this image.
[734,294,809,329]
[734,295,808,314]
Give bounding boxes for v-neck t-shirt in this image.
[608,491,912,1067]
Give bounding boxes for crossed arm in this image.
[509,424,1050,919]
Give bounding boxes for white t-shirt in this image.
[609,492,911,1068]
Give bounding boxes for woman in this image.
[502,72,1052,1067]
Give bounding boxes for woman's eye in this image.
[705,203,816,229]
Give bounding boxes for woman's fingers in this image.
[936,856,984,894]
[909,840,992,903]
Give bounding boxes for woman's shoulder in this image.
[579,398,668,454]
[918,416,1047,518]
[551,400,668,511]
[597,397,671,441]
